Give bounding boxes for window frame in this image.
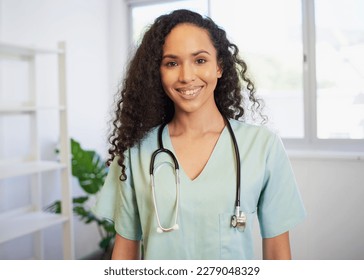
[127,0,364,154]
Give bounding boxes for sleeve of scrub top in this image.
[92,154,142,241]
[257,133,306,238]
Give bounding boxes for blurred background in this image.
[0,0,363,260]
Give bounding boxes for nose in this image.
[178,63,195,83]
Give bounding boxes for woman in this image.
[93,9,306,260]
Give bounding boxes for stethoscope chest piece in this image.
[231,208,247,232]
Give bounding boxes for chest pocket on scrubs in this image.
[219,211,256,259]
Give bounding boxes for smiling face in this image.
[160,23,222,116]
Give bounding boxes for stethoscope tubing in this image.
[150,123,181,232]
[225,118,241,209]
[150,148,179,175]
[149,117,243,232]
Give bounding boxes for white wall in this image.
[0,0,128,155]
[0,0,128,259]
[1,0,363,260]
[290,156,364,259]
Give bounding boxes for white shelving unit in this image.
[0,42,74,259]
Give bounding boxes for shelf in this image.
[0,41,74,259]
[0,211,68,243]
[0,105,66,114]
[0,41,63,58]
[0,161,66,179]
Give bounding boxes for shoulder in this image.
[128,125,161,157]
[228,119,284,161]
[111,125,161,166]
[229,118,278,144]
[136,125,160,148]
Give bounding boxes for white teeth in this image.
[178,88,200,96]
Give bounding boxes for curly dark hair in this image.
[107,9,265,180]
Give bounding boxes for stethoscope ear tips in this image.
[157,227,164,233]
[172,224,179,230]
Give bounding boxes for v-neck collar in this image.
[162,124,229,183]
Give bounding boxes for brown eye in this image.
[166,61,178,67]
[196,58,206,64]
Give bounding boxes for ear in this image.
[217,60,223,78]
[217,65,223,78]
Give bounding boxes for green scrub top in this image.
[92,119,306,259]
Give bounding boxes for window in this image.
[128,0,364,152]
[211,0,303,138]
[315,0,364,139]
[130,0,208,45]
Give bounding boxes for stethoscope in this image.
[149,117,246,233]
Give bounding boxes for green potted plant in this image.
[46,138,115,259]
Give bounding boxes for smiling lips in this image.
[176,86,202,97]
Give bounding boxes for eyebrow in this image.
[162,50,211,60]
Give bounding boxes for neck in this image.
[169,105,225,136]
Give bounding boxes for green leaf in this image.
[73,196,89,204]
[44,201,61,213]
[70,138,108,194]
[98,219,116,234]
[99,236,115,251]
